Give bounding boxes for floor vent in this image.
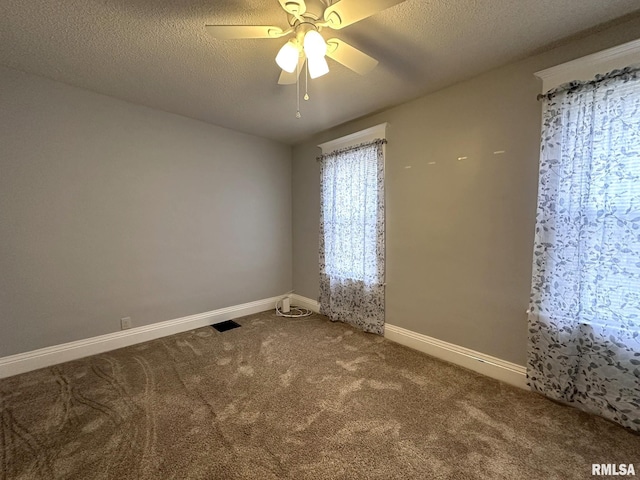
[212,320,241,332]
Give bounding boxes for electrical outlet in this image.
[120,317,132,330]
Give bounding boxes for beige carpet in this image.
[1,311,638,479]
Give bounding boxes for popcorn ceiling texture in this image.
[0,0,639,143]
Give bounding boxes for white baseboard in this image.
[384,324,528,390]
[290,294,320,313]
[285,298,526,389]
[2,295,527,390]
[0,296,282,379]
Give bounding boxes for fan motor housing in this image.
[298,0,327,21]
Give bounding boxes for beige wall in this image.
[292,18,640,366]
[0,66,292,357]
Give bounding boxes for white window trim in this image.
[318,123,388,154]
[535,38,640,93]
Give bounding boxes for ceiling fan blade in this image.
[323,0,406,29]
[279,0,306,17]
[278,57,305,85]
[326,38,378,75]
[205,25,287,39]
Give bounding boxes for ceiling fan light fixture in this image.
[308,55,329,79]
[303,30,327,60]
[276,40,300,73]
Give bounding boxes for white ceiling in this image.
[1,0,639,144]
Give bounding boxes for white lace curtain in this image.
[318,139,385,334]
[528,68,640,431]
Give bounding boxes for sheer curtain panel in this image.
[528,68,640,431]
[318,139,386,334]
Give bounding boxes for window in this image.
[320,140,381,283]
[528,39,640,431]
[534,67,640,329]
[317,124,387,334]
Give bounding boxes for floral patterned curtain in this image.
[318,139,386,334]
[528,68,640,431]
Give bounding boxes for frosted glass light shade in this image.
[276,41,299,73]
[303,30,327,59]
[308,56,329,79]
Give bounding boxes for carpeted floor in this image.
[1,311,638,479]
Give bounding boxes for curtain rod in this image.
[316,138,387,162]
[537,65,640,101]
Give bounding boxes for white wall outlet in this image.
[120,317,132,330]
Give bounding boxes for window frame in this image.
[535,38,640,92]
[533,39,640,329]
[318,123,388,154]
[318,123,388,284]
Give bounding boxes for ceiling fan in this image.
[206,0,406,85]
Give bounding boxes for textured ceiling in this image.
[1,0,639,144]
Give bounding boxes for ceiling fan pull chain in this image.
[296,60,302,119]
[304,61,310,101]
